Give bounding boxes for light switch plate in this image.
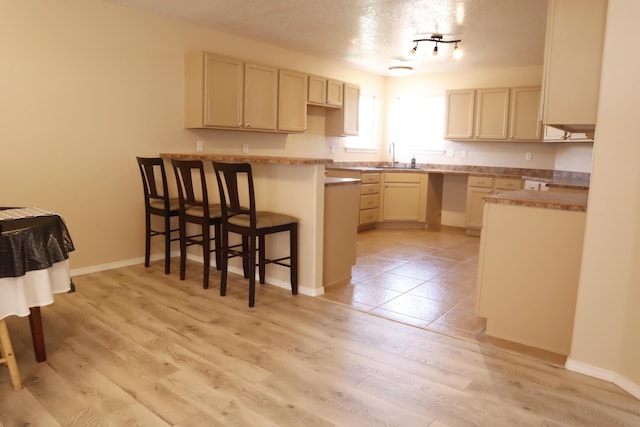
[196,140,203,152]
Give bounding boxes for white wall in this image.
[567,0,640,398]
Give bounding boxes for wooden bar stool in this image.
[213,162,298,307]
[0,319,22,390]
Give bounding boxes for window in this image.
[345,93,377,150]
[391,95,446,153]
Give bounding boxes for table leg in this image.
[28,307,46,362]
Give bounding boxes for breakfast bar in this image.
[160,153,332,296]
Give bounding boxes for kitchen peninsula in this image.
[475,190,588,355]
[160,153,332,296]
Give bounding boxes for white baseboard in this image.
[566,358,640,400]
[71,252,322,297]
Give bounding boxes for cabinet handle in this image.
[245,122,251,127]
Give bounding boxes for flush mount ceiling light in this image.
[388,65,414,76]
[409,34,462,58]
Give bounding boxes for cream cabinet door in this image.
[381,173,427,222]
[278,69,308,133]
[475,88,510,140]
[326,83,359,136]
[307,75,327,105]
[243,63,278,131]
[326,79,344,107]
[203,54,244,128]
[465,186,492,230]
[541,0,606,126]
[509,87,542,141]
[445,89,475,139]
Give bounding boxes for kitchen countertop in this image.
[328,164,589,190]
[160,153,332,165]
[483,190,588,212]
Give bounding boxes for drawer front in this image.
[468,175,494,188]
[361,173,380,184]
[361,183,380,195]
[360,194,380,210]
[495,177,522,191]
[359,208,379,225]
[383,172,421,183]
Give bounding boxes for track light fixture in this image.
[411,34,462,58]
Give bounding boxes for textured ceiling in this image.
[102,0,548,76]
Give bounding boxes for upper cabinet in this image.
[445,86,542,142]
[185,52,304,133]
[325,83,360,136]
[278,69,308,133]
[541,0,607,131]
[308,76,343,107]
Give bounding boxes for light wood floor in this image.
[1,260,639,426]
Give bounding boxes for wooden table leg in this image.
[28,307,46,362]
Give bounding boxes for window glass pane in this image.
[392,95,445,152]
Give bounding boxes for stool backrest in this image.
[213,162,257,229]
[172,160,211,217]
[137,157,171,213]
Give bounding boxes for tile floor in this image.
[321,226,567,365]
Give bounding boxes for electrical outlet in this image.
[330,144,336,154]
[445,149,454,157]
[525,152,532,161]
[460,149,467,158]
[242,144,249,154]
[196,140,203,152]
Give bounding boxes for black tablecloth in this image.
[0,215,75,278]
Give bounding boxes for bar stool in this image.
[136,157,180,274]
[0,319,22,390]
[213,162,298,307]
[172,160,222,290]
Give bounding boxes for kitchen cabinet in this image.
[543,125,594,143]
[325,169,381,230]
[308,76,343,107]
[444,89,475,139]
[278,69,308,133]
[381,173,428,222]
[185,52,244,129]
[445,87,542,142]
[475,88,510,140]
[326,83,360,136]
[243,62,278,131]
[509,87,543,141]
[541,0,606,130]
[186,51,305,132]
[465,175,522,235]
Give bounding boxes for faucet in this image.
[389,142,396,167]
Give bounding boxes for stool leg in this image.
[290,223,298,295]
[0,319,22,391]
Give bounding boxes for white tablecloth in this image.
[0,260,71,319]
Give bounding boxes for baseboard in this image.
[565,358,640,400]
[71,252,321,297]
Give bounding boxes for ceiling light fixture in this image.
[411,34,462,58]
[388,65,414,76]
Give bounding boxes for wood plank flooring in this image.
[1,260,639,426]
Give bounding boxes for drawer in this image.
[361,183,380,195]
[495,177,522,191]
[468,175,494,188]
[361,173,380,184]
[359,208,379,225]
[383,172,421,183]
[360,194,380,210]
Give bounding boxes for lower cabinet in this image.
[465,175,522,235]
[325,169,380,229]
[381,173,428,222]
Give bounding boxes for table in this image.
[0,208,75,362]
